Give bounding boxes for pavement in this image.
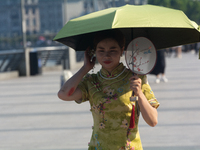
[0,52,200,150]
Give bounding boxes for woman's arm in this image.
[57,48,96,101]
[129,75,158,127]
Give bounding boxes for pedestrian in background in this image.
[176,45,182,58]
[150,49,168,83]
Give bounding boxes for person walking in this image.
[150,49,168,83]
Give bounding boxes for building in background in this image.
[0,0,147,50]
[0,0,22,37]
[24,0,40,35]
[38,0,63,34]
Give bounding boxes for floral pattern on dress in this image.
[125,139,135,150]
[91,87,119,129]
[103,87,118,100]
[91,101,107,129]
[92,104,99,113]
[94,134,102,150]
[119,138,135,150]
[120,119,129,129]
[99,122,105,129]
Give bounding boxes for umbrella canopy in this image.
[54,4,200,51]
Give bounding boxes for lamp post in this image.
[21,0,30,76]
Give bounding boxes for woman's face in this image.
[95,38,124,73]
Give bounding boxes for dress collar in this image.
[99,63,127,80]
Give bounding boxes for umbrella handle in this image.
[130,92,138,101]
[130,73,138,101]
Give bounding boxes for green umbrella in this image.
[53,4,200,51]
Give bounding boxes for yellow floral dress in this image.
[77,63,159,150]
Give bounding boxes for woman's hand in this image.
[129,75,158,127]
[129,74,142,96]
[83,47,96,72]
[57,47,96,101]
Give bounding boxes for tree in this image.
[148,0,200,24]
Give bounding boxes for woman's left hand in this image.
[129,75,142,96]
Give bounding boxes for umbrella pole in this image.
[130,28,138,102]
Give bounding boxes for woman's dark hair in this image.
[93,29,125,50]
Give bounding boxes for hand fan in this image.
[125,37,157,128]
[125,37,157,76]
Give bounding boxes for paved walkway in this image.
[0,52,200,150]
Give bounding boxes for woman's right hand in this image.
[83,47,96,71]
[58,47,96,101]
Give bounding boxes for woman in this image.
[58,30,159,150]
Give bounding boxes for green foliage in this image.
[148,0,200,24]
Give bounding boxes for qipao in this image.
[77,63,159,150]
